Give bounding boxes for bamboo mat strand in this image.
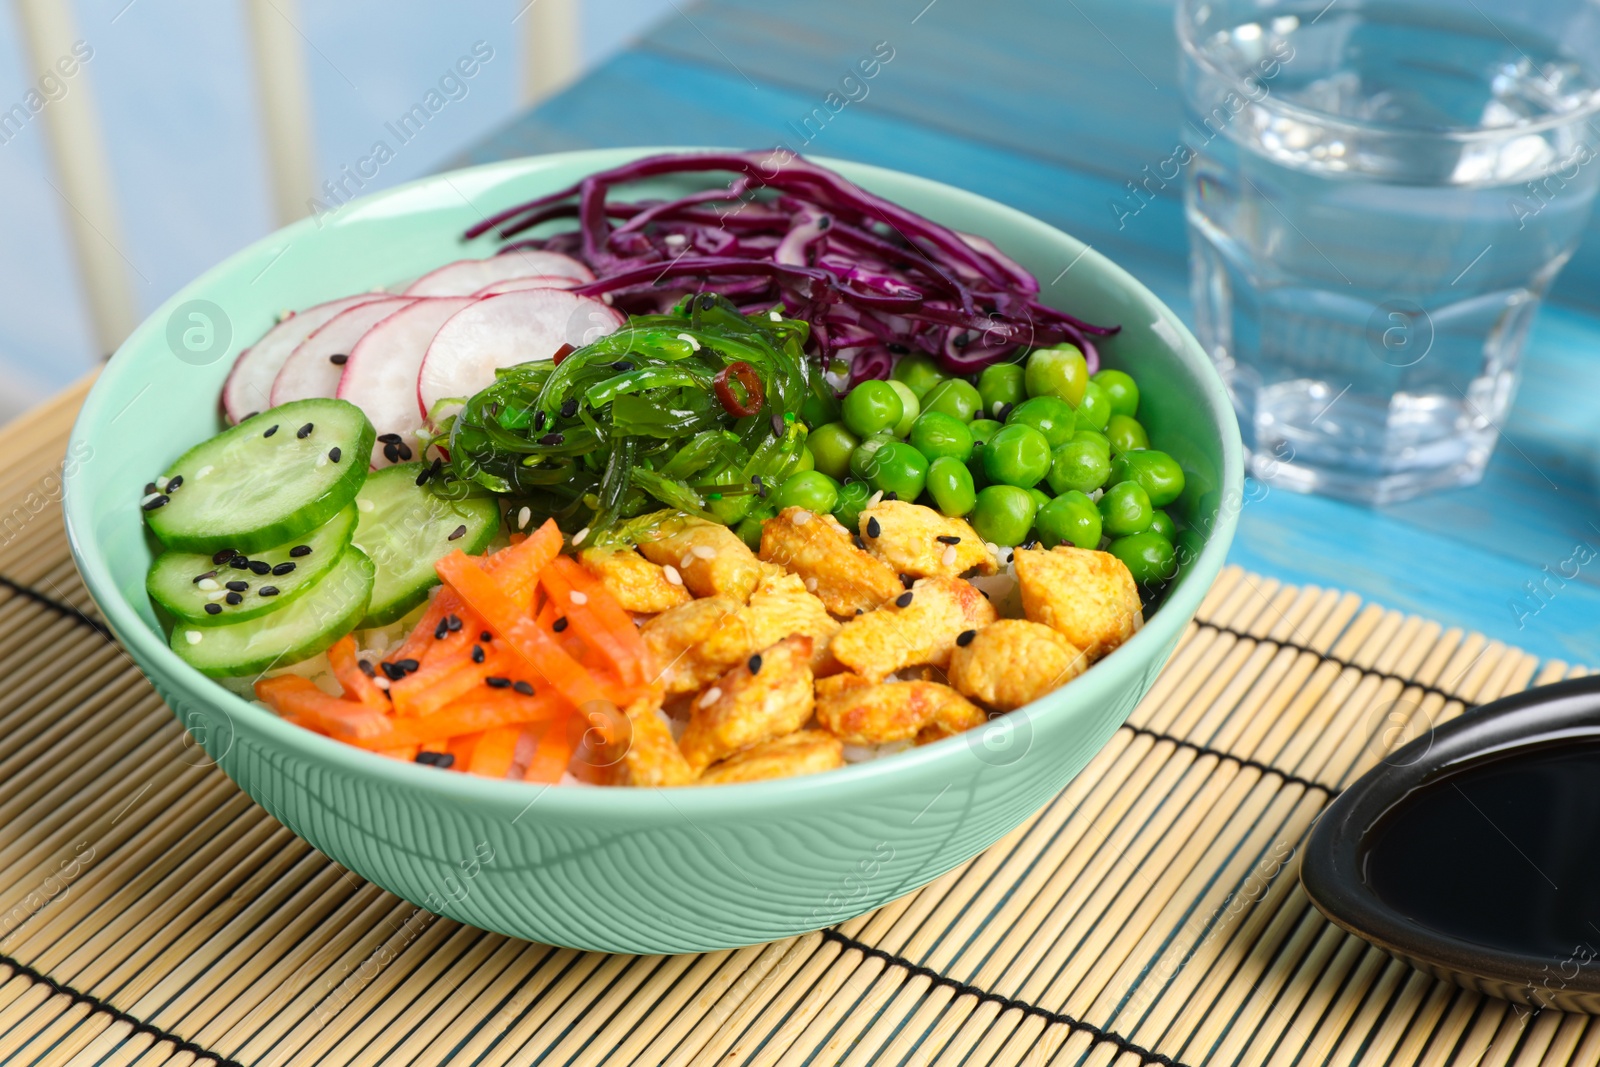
[0,380,1592,1066]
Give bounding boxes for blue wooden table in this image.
[454,0,1600,665]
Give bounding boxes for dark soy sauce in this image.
[1364,742,1600,959]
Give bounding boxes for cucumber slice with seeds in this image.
[145,399,375,554]
[171,546,374,677]
[351,462,500,627]
[146,505,356,625]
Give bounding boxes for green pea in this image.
[771,471,839,515]
[1106,413,1149,453]
[1076,380,1112,431]
[890,353,948,400]
[733,514,767,551]
[833,480,872,532]
[1074,428,1112,456]
[842,380,903,437]
[1148,508,1176,541]
[1007,396,1077,448]
[972,485,1037,548]
[926,456,977,517]
[921,378,983,422]
[1046,438,1113,495]
[1110,449,1186,507]
[794,447,815,474]
[886,380,920,438]
[1035,490,1103,550]
[800,391,840,428]
[1026,487,1052,514]
[908,411,974,462]
[1109,530,1177,584]
[1024,344,1088,405]
[1098,480,1154,536]
[808,422,859,483]
[968,418,1002,447]
[981,424,1052,488]
[866,441,928,501]
[1092,369,1139,418]
[848,432,894,482]
[977,362,1027,418]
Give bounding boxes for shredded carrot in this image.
[327,636,389,711]
[390,648,517,718]
[446,732,480,769]
[523,712,578,783]
[539,556,647,687]
[377,744,420,761]
[467,725,521,778]
[486,517,563,610]
[256,676,391,743]
[369,690,563,749]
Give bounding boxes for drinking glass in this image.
[1179,0,1600,503]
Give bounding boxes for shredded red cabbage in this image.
[464,150,1116,379]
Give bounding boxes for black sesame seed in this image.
[851,535,865,549]
[377,433,401,444]
[866,517,882,539]
[244,411,260,420]
[204,603,222,615]
[289,545,311,557]
[937,535,962,544]
[415,751,455,768]
[884,491,898,501]
[956,629,977,647]
[230,556,251,570]
[512,680,535,696]
[900,574,915,589]
[435,618,450,640]
[471,644,485,663]
[752,474,763,486]
[559,399,579,418]
[979,589,991,599]
[396,442,413,461]
[263,424,279,437]
[445,614,462,632]
[358,659,376,677]
[415,466,431,487]
[225,580,248,592]
[552,617,569,633]
[272,561,295,576]
[383,443,401,463]
[480,630,492,642]
[225,591,243,605]
[447,524,467,541]
[166,475,183,491]
[485,676,511,689]
[895,591,914,608]
[145,482,158,496]
[855,607,865,615]
[381,661,405,681]
[328,447,341,463]
[396,658,419,673]
[259,585,279,597]
[996,402,1014,420]
[771,412,786,436]
[533,410,547,431]
[538,433,565,446]
[141,495,169,511]
[191,570,217,584]
[212,548,237,565]
[249,560,271,575]
[611,361,634,372]
[329,353,348,365]
[748,653,763,675]
[296,423,314,439]
[888,343,909,354]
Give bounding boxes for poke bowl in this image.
[62,147,1242,953]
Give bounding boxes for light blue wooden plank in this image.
[454,48,1600,665]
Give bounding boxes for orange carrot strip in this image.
[256,676,391,743]
[328,636,389,711]
[436,551,614,708]
[390,624,492,714]
[523,712,578,783]
[390,649,516,718]
[467,725,520,778]
[539,556,646,687]
[537,597,592,662]
[392,594,462,665]
[377,744,420,761]
[447,732,481,769]
[362,691,562,750]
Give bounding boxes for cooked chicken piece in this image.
[640,596,743,695]
[829,576,996,681]
[579,547,692,615]
[815,675,987,745]
[640,575,838,695]
[612,692,696,786]
[679,636,814,771]
[948,619,1087,711]
[1014,546,1141,658]
[639,518,762,602]
[698,730,844,785]
[858,500,999,579]
[759,506,902,617]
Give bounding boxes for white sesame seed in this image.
[680,553,696,570]
[691,544,716,560]
[373,676,390,690]
[676,332,702,351]
[663,564,683,586]
[804,576,819,592]
[517,506,531,530]
[195,465,214,479]
[140,492,163,506]
[358,499,375,512]
[572,526,590,546]
[699,686,723,707]
[664,233,687,247]
[942,545,958,567]
[867,490,884,507]
[985,541,1002,557]
[315,453,329,468]
[184,630,202,645]
[155,475,170,491]
[1089,488,1104,502]
[993,400,1005,416]
[570,590,588,605]
[792,509,812,526]
[769,310,782,321]
[206,589,226,602]
[197,578,220,591]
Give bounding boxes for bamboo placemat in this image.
[0,379,1592,1067]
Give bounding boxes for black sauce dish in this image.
[1302,674,1600,1013]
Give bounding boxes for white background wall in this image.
[0,0,672,420]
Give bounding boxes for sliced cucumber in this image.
[145,399,375,554]
[171,546,374,677]
[146,505,356,625]
[351,462,501,627]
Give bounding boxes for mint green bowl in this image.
[63,148,1242,954]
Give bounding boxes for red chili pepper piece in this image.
[551,343,575,365]
[714,361,765,417]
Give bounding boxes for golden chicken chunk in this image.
[579,547,692,615]
[1014,546,1141,657]
[948,619,1087,711]
[679,636,815,771]
[698,730,844,785]
[859,499,998,579]
[814,674,987,745]
[829,576,996,681]
[640,596,743,695]
[612,693,696,786]
[759,506,902,617]
[639,518,762,602]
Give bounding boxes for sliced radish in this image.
[402,251,593,296]
[470,274,579,297]
[337,296,474,467]
[418,290,623,424]
[221,295,386,422]
[270,297,414,407]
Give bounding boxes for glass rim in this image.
[1175,0,1600,142]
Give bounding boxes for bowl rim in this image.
[63,146,1244,815]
